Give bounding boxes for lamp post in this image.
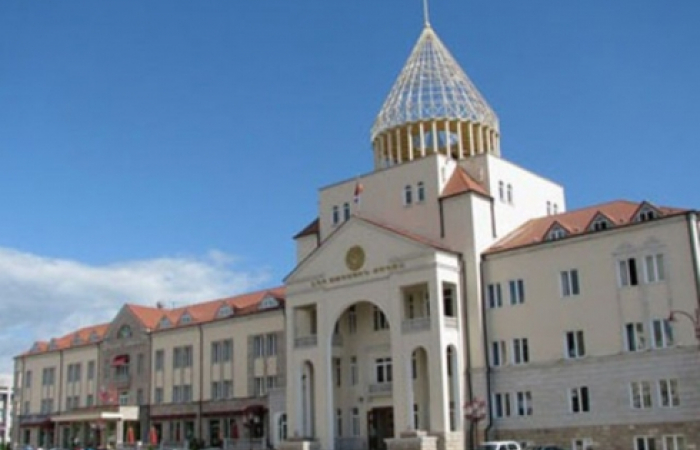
[668,309,700,342]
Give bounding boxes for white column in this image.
[396,128,402,163]
[468,123,475,157]
[457,121,464,159]
[316,311,336,450]
[388,132,394,165]
[477,125,484,154]
[431,121,439,154]
[444,120,451,159]
[407,125,414,161]
[419,122,426,157]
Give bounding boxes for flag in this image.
[353,181,364,204]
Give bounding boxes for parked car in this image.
[477,441,523,450]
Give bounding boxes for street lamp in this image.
[668,309,700,341]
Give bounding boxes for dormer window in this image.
[417,182,425,202]
[48,339,57,351]
[31,342,42,352]
[547,225,568,241]
[118,325,133,339]
[259,296,279,310]
[72,334,82,345]
[635,205,659,222]
[89,331,99,343]
[180,313,192,325]
[404,185,413,205]
[217,304,233,319]
[590,215,612,232]
[158,317,172,329]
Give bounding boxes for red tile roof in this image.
[441,167,490,199]
[21,287,285,356]
[487,200,689,254]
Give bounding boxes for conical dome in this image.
[371,25,500,169]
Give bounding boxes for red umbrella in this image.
[149,427,158,446]
[127,426,135,445]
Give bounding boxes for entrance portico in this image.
[51,405,139,448]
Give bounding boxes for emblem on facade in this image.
[345,245,365,271]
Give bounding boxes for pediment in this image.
[285,217,454,285]
[103,305,147,342]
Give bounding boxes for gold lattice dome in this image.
[371,25,499,142]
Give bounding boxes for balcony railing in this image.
[368,382,392,397]
[401,317,431,334]
[294,335,318,348]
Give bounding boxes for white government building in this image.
[12,11,700,450]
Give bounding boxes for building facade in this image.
[12,14,700,450]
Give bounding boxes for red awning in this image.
[111,354,130,366]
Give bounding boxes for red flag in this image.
[353,182,364,204]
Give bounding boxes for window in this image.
[253,335,265,358]
[375,357,392,383]
[155,350,164,371]
[266,333,277,356]
[348,306,357,334]
[180,312,192,324]
[254,377,266,396]
[498,181,504,201]
[182,384,193,402]
[516,391,532,416]
[491,341,507,367]
[635,436,656,450]
[644,254,665,283]
[278,414,288,442]
[443,285,455,317]
[413,404,419,429]
[488,283,502,308]
[154,387,163,404]
[373,307,389,331]
[343,202,350,221]
[212,381,222,400]
[223,380,233,398]
[25,370,32,388]
[119,391,129,406]
[417,182,425,202]
[332,206,339,225]
[86,394,94,407]
[546,201,552,215]
[552,203,559,214]
[336,409,343,437]
[509,279,525,305]
[637,207,658,222]
[217,304,233,318]
[492,392,511,418]
[351,408,360,436]
[569,386,590,413]
[334,358,342,387]
[591,217,610,231]
[560,269,580,297]
[651,319,674,348]
[658,379,679,407]
[625,323,646,352]
[506,183,513,204]
[565,330,586,358]
[548,226,567,240]
[663,435,686,450]
[118,325,132,339]
[173,346,193,369]
[630,381,652,409]
[618,257,639,286]
[512,338,529,365]
[404,185,413,205]
[350,356,358,385]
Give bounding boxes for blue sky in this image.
[0,1,698,368]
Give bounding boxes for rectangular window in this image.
[172,386,181,403]
[88,360,95,380]
[663,435,686,450]
[491,341,507,367]
[223,380,233,398]
[512,338,529,365]
[86,394,94,407]
[413,404,419,429]
[635,436,656,450]
[560,269,580,297]
[443,286,455,317]
[183,384,192,402]
[373,307,389,331]
[253,335,265,358]
[625,323,646,352]
[336,409,343,437]
[565,330,586,359]
[25,370,32,388]
[154,387,163,404]
[618,258,639,287]
[658,379,680,407]
[630,381,652,409]
[223,339,233,362]
[343,202,350,221]
[644,254,665,283]
[212,381,222,400]
[492,392,511,418]
[332,206,339,225]
[375,357,393,383]
[212,342,222,364]
[350,356,358,385]
[651,319,674,348]
[348,306,357,334]
[569,386,590,413]
[509,279,525,305]
[351,408,360,436]
[266,333,278,356]
[155,350,164,371]
[334,358,342,387]
[516,391,532,416]
[487,283,502,308]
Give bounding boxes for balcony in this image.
[294,335,318,348]
[367,382,392,398]
[401,317,431,334]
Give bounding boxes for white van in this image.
[477,441,523,450]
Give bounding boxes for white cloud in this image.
[0,247,271,378]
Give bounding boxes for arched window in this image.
[404,185,413,206]
[118,325,132,339]
[417,182,425,202]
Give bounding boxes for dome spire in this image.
[370,13,500,169]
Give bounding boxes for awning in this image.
[112,354,130,366]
